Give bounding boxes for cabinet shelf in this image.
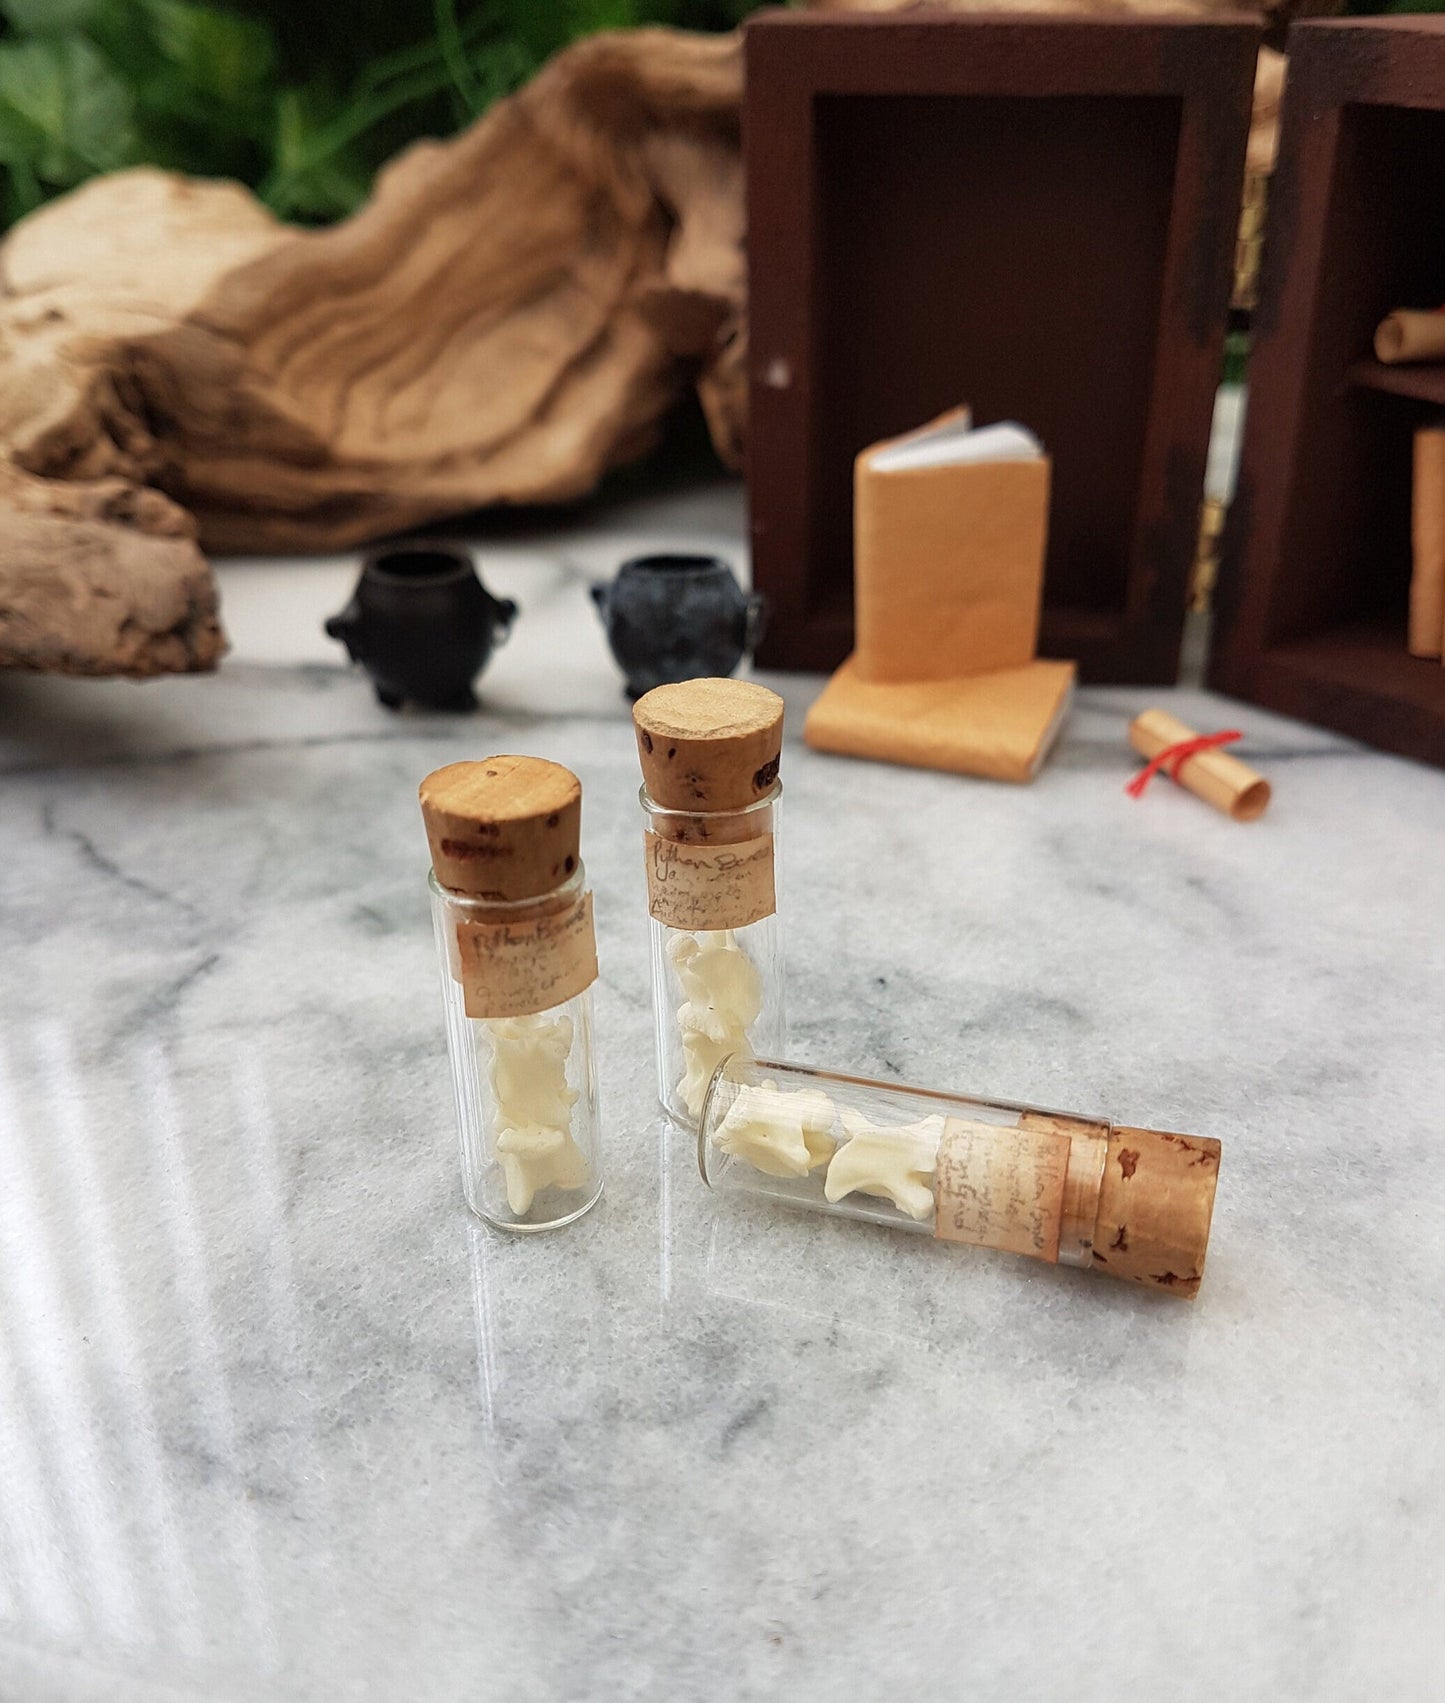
[1256,621,1445,767]
[1211,17,1445,770]
[1346,358,1445,408]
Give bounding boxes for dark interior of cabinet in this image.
[807,92,1183,636]
[1262,102,1445,685]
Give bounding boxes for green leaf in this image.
[466,36,536,110]
[4,153,45,218]
[266,82,370,220]
[140,0,274,107]
[0,0,99,36]
[0,35,134,183]
[82,0,171,90]
[0,0,755,235]
[1221,329,1250,388]
[0,102,39,161]
[567,0,646,34]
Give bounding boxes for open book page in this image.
[870,414,1043,474]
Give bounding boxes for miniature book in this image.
[853,408,1050,682]
[804,406,1074,783]
[804,656,1075,784]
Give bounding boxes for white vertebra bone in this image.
[823,1110,944,1222]
[668,930,762,1121]
[487,1014,586,1214]
[713,1080,836,1178]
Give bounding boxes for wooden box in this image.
[1210,18,1445,768]
[745,12,1259,682]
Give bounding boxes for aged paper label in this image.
[644,831,775,931]
[456,892,598,1019]
[1017,1112,1110,1268]
[933,1117,1071,1263]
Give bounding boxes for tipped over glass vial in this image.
[633,679,787,1127]
[420,756,603,1232]
[699,1056,1221,1297]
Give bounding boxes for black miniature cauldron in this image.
[325,544,517,711]
[590,553,766,699]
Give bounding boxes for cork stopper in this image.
[1091,1126,1221,1299]
[419,756,581,901]
[633,678,784,811]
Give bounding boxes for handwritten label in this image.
[1017,1112,1110,1269]
[933,1117,1070,1263]
[644,832,775,931]
[455,892,598,1019]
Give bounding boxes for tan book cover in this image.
[853,407,1051,683]
[804,655,1076,785]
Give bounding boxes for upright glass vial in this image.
[633,678,787,1127]
[420,756,603,1232]
[699,1055,1221,1297]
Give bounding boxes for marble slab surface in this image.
[1,500,1443,1702]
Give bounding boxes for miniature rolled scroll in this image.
[1411,424,1445,660]
[1127,708,1270,821]
[1374,309,1445,366]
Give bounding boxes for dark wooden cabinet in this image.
[1210,18,1445,768]
[744,11,1258,682]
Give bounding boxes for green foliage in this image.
[0,34,133,204]
[0,0,755,228]
[7,0,1427,233]
[1221,328,1251,388]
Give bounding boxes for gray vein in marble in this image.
[0,639,1442,1703]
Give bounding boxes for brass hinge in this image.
[1188,496,1227,614]
[1232,170,1269,315]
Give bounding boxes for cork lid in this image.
[1091,1127,1221,1299]
[633,678,784,811]
[419,756,581,901]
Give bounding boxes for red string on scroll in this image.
[1125,709,1271,822]
[1126,730,1242,799]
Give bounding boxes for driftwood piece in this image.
[0,15,1287,675]
[0,468,223,674]
[0,29,743,558]
[0,172,270,673]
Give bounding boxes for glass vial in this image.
[699,1056,1221,1298]
[632,679,787,1127]
[420,756,603,1232]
